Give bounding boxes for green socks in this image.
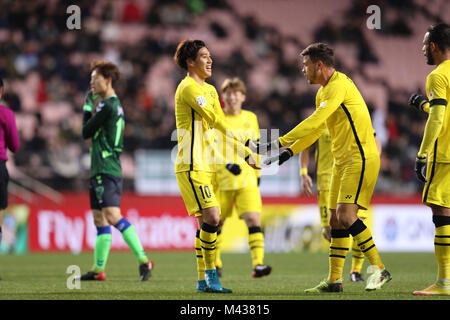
[93,226,112,273]
[115,217,148,264]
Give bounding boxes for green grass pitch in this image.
[0,251,449,300]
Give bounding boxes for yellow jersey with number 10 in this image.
[175,76,225,173]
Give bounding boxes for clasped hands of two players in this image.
[247,139,292,166]
[408,93,428,183]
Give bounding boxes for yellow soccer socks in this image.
[248,226,265,268]
[328,229,350,282]
[215,230,223,270]
[433,216,450,281]
[200,223,218,271]
[351,236,365,273]
[195,229,205,281]
[348,219,384,270]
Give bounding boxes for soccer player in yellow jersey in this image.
[408,23,450,296]
[173,40,257,293]
[214,77,271,278]
[255,43,391,292]
[300,127,381,283]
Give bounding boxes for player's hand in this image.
[263,149,293,166]
[225,163,241,176]
[414,156,427,183]
[84,90,98,112]
[301,173,313,196]
[408,93,428,112]
[251,140,279,155]
[245,154,260,170]
[322,226,331,242]
[247,139,258,152]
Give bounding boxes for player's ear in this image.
[186,58,195,69]
[429,41,439,53]
[317,60,324,70]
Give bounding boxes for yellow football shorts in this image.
[318,188,368,228]
[218,185,262,220]
[423,162,450,208]
[176,171,219,216]
[328,156,379,211]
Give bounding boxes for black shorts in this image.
[89,174,123,210]
[0,160,8,209]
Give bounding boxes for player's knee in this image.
[102,207,122,225]
[92,210,106,226]
[208,215,220,226]
[243,212,260,227]
[201,207,221,226]
[336,214,354,229]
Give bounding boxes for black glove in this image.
[225,163,241,175]
[254,140,280,154]
[414,156,427,183]
[263,149,293,166]
[408,93,428,112]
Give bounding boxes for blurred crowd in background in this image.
[0,0,447,193]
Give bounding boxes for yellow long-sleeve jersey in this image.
[215,110,261,190]
[315,126,333,177]
[279,71,378,165]
[419,60,450,163]
[174,76,251,173]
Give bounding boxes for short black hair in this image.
[173,40,206,71]
[428,23,450,52]
[301,43,334,67]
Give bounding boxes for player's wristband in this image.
[83,104,93,112]
[300,167,308,175]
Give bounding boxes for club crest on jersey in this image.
[196,96,207,107]
[429,91,434,99]
[96,102,105,112]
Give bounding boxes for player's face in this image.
[222,89,245,112]
[90,69,109,95]
[301,55,319,84]
[423,32,435,65]
[192,47,212,79]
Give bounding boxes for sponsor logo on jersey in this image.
[319,101,327,108]
[429,91,434,99]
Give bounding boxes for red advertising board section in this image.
[22,193,423,252]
